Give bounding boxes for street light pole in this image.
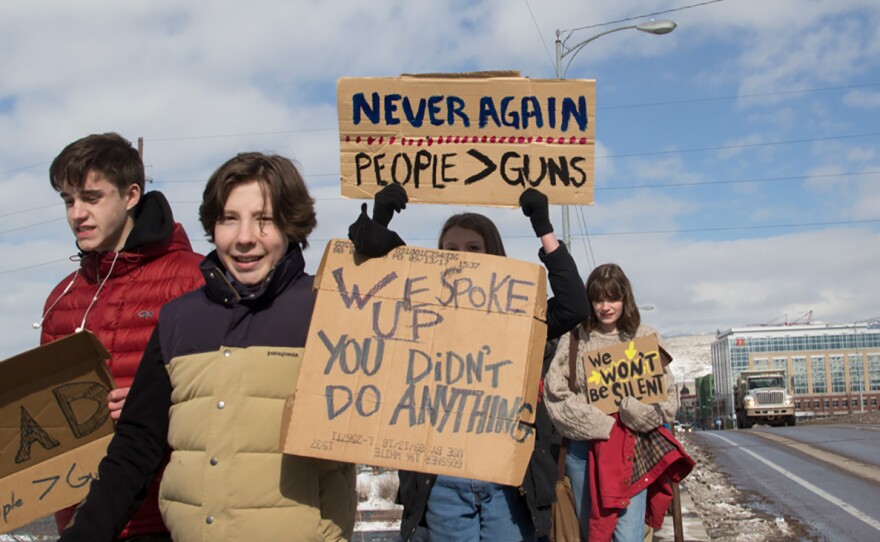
[554,20,677,247]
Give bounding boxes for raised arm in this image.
[520,188,589,340]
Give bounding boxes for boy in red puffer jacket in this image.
[36,132,204,541]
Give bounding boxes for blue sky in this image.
[1,0,879,358]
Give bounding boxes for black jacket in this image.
[397,243,587,540]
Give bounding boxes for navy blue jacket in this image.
[59,247,315,541]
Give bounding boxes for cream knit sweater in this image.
[544,324,679,441]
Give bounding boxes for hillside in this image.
[663,334,715,386]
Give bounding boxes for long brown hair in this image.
[584,263,640,336]
[438,213,506,256]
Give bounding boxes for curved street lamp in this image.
[555,20,677,246]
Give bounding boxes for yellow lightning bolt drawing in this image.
[625,341,637,360]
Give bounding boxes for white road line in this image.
[709,433,880,532]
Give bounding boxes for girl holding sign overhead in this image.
[349,184,588,542]
[543,263,694,541]
[59,153,356,542]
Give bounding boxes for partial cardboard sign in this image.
[0,331,115,533]
[338,75,595,206]
[583,334,668,414]
[281,240,548,486]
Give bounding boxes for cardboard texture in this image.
[281,240,548,486]
[582,334,668,415]
[0,331,115,533]
[338,75,595,206]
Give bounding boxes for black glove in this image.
[372,183,408,227]
[348,203,406,257]
[519,188,553,237]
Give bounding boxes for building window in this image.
[813,400,820,408]
[753,357,769,369]
[868,353,880,392]
[773,357,787,371]
[830,355,846,393]
[811,356,826,394]
[850,354,864,392]
[794,401,801,408]
[833,400,839,407]
[842,400,849,407]
[792,357,808,395]
[824,400,830,407]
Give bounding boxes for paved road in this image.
[695,424,880,542]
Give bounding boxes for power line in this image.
[0,162,51,176]
[0,217,65,235]
[145,127,332,143]
[5,169,877,225]
[156,172,339,184]
[4,81,879,179]
[2,217,877,276]
[274,217,880,244]
[0,202,58,219]
[583,218,880,237]
[523,0,555,72]
[598,82,880,111]
[0,257,70,276]
[599,131,880,161]
[574,205,597,270]
[596,170,880,192]
[566,0,727,33]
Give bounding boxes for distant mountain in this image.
[663,334,714,386]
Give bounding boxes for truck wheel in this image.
[786,416,796,427]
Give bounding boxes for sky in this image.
[1,0,879,359]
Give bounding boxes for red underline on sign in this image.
[341,135,592,146]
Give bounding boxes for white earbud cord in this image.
[33,269,79,329]
[75,251,121,333]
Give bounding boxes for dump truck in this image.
[734,369,795,428]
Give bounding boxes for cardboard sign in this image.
[0,331,115,533]
[338,74,595,206]
[583,334,668,414]
[281,239,548,486]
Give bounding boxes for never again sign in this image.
[338,74,595,206]
[281,240,548,486]
[583,334,668,414]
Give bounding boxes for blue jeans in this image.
[564,440,647,541]
[565,439,590,533]
[613,488,646,542]
[425,475,535,542]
